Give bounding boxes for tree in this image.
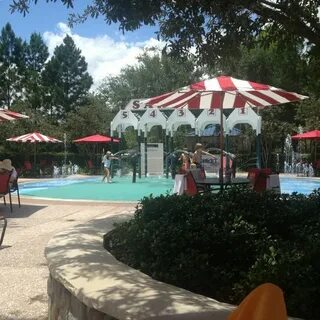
[25,33,48,72]
[42,35,93,119]
[10,0,320,65]
[0,23,25,108]
[23,33,49,112]
[97,49,204,111]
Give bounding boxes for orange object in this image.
[228,283,287,320]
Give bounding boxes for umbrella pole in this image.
[34,143,37,176]
[219,107,224,189]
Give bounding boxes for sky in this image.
[0,0,163,89]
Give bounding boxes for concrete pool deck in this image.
[0,195,136,320]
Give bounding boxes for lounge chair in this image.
[24,160,32,171]
[247,168,272,192]
[185,171,208,195]
[86,160,95,174]
[0,172,13,212]
[0,170,20,212]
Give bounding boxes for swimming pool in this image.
[19,176,174,201]
[279,176,320,195]
[19,175,320,201]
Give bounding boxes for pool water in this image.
[279,177,320,195]
[19,175,320,201]
[19,176,174,201]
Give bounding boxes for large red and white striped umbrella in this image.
[7,132,62,143]
[141,76,308,183]
[0,108,29,122]
[141,76,308,109]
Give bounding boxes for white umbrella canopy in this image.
[141,76,308,109]
[7,132,62,143]
[140,76,308,182]
[7,132,62,171]
[0,108,29,122]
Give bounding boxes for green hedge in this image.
[104,188,320,320]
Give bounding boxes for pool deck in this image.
[0,194,136,320]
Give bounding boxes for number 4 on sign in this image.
[149,110,157,118]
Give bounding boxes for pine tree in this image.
[42,35,93,119]
[0,23,25,108]
[24,33,49,112]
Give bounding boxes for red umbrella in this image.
[7,132,62,169]
[141,76,308,182]
[73,135,120,169]
[291,130,320,140]
[73,134,120,143]
[292,130,320,164]
[0,108,29,122]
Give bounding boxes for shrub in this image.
[104,188,320,320]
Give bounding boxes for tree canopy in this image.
[42,35,93,119]
[10,0,320,65]
[97,50,204,111]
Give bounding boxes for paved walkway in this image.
[0,196,135,320]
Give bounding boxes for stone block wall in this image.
[47,274,116,320]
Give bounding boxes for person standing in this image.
[102,151,117,183]
[191,143,216,168]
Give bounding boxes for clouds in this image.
[43,23,164,90]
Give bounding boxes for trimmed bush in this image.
[104,188,320,320]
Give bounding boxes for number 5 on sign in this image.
[121,111,128,119]
[148,109,157,118]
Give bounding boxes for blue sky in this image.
[0,1,162,89]
[0,0,157,41]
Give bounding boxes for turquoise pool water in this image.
[19,176,320,201]
[279,177,320,195]
[20,176,174,201]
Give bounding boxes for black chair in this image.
[10,174,21,208]
[0,216,7,247]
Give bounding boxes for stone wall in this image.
[48,274,116,320]
[45,213,234,320]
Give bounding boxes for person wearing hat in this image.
[0,159,18,187]
[101,151,117,183]
[191,143,216,168]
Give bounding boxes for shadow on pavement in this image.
[0,204,47,219]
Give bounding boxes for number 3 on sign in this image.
[149,109,157,118]
[177,109,185,117]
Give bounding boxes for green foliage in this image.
[0,23,25,108]
[10,1,320,67]
[42,35,93,119]
[105,189,320,320]
[96,49,204,111]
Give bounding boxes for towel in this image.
[173,174,185,195]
